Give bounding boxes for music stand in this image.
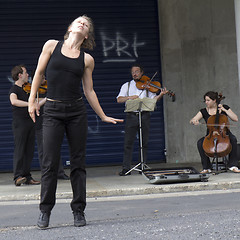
[124,98,157,175]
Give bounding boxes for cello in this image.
[202,94,232,158]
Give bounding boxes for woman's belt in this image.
[46,97,82,103]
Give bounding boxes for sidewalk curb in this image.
[1,180,240,202]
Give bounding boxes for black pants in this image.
[12,117,35,181]
[40,99,87,213]
[122,112,151,170]
[197,132,239,169]
[35,125,67,177]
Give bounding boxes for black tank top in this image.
[200,105,230,135]
[46,41,85,101]
[200,105,230,123]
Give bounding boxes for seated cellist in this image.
[190,91,240,173]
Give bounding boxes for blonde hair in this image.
[64,15,96,50]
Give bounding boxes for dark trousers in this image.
[122,112,151,170]
[36,126,66,177]
[197,132,239,169]
[40,99,87,213]
[12,117,35,181]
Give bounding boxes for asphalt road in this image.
[1,190,240,239]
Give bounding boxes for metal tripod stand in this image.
[125,101,150,175]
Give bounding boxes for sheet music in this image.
[124,97,157,112]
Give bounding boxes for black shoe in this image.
[58,174,70,180]
[73,212,86,227]
[119,169,131,176]
[37,211,51,229]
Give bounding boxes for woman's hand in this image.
[218,104,238,122]
[190,111,203,125]
[190,119,200,125]
[218,104,226,113]
[28,101,40,123]
[101,116,124,124]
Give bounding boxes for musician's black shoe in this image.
[58,173,70,180]
[73,212,86,227]
[37,211,51,229]
[119,169,131,176]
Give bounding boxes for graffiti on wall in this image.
[100,32,145,63]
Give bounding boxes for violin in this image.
[23,80,47,94]
[202,94,232,158]
[136,75,175,101]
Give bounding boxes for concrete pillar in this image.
[158,0,239,164]
[234,0,240,85]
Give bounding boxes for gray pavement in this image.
[1,163,240,201]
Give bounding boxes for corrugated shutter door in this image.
[0,0,165,171]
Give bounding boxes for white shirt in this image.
[117,80,156,99]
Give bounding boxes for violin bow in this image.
[193,122,237,127]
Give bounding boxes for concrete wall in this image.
[158,0,240,163]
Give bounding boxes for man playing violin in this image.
[9,65,44,186]
[190,91,240,173]
[117,64,168,176]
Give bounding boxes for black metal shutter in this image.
[0,0,165,171]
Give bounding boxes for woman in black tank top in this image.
[190,91,240,174]
[28,15,123,229]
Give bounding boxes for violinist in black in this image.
[9,65,43,186]
[190,91,240,173]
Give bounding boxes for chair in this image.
[211,155,228,173]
